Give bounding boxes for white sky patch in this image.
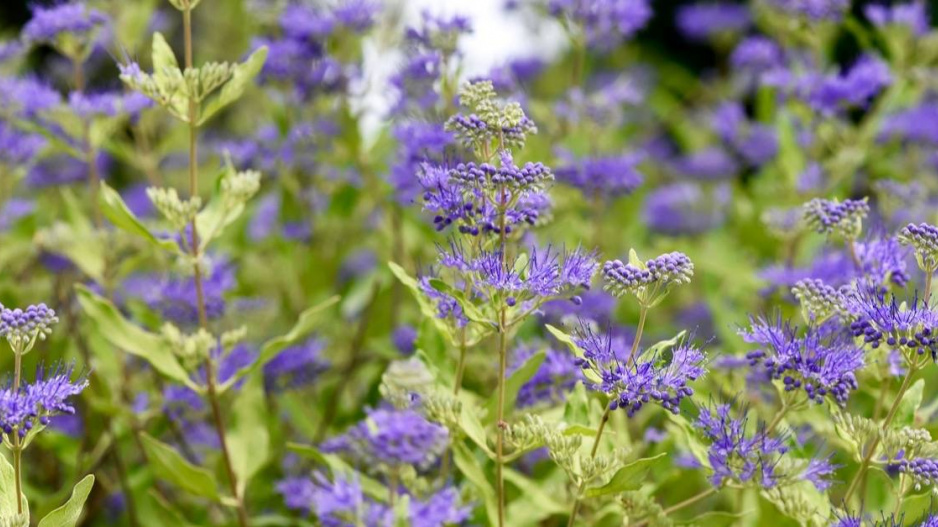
[356,0,567,144]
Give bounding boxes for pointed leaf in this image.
[37,475,95,527]
[140,433,219,500]
[75,286,198,391]
[228,374,269,496]
[452,442,497,525]
[99,182,179,253]
[199,46,268,125]
[585,453,666,497]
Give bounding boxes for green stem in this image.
[765,399,791,435]
[495,189,509,527]
[843,366,918,502]
[628,306,648,363]
[567,408,611,526]
[634,487,719,527]
[453,328,468,396]
[12,347,22,515]
[181,7,248,526]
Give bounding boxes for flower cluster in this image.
[511,343,579,408]
[321,407,449,470]
[0,364,88,438]
[803,198,870,239]
[0,303,59,352]
[546,0,652,49]
[792,278,848,323]
[844,284,938,358]
[602,251,694,304]
[445,81,537,155]
[741,316,863,406]
[899,222,938,273]
[572,326,706,416]
[22,3,109,59]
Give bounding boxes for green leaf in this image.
[151,32,178,72]
[140,433,219,500]
[458,405,496,458]
[645,331,688,357]
[257,296,339,366]
[452,442,497,525]
[37,475,94,527]
[228,374,269,496]
[99,183,179,253]
[894,379,925,428]
[199,46,268,125]
[586,453,666,497]
[0,453,27,518]
[665,413,710,468]
[75,286,198,391]
[546,325,602,384]
[483,351,545,425]
[504,469,567,525]
[628,248,644,268]
[563,382,591,426]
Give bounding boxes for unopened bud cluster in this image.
[792,279,847,323]
[899,222,938,273]
[148,187,202,231]
[161,324,215,369]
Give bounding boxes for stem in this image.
[453,327,468,396]
[495,194,509,527]
[924,271,933,305]
[590,192,603,250]
[847,241,862,271]
[628,307,648,363]
[495,307,507,527]
[181,7,248,526]
[567,408,612,526]
[72,57,84,91]
[843,366,918,502]
[765,400,791,435]
[634,487,719,527]
[12,347,22,514]
[388,469,398,510]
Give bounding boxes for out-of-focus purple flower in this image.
[880,103,938,145]
[388,122,453,204]
[265,337,330,391]
[0,76,61,117]
[25,153,110,188]
[321,407,449,469]
[392,325,417,355]
[731,36,783,79]
[511,343,578,408]
[150,261,235,326]
[121,184,155,218]
[547,0,652,49]
[643,182,731,236]
[670,147,739,180]
[22,3,109,49]
[712,103,778,166]
[0,198,35,231]
[554,151,643,198]
[0,121,46,168]
[865,2,929,36]
[768,0,850,21]
[676,3,751,41]
[805,55,892,115]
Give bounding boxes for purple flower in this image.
[0,76,61,118]
[670,147,739,181]
[511,343,578,407]
[676,3,751,41]
[865,2,929,35]
[0,363,88,437]
[148,262,235,326]
[643,182,730,236]
[392,325,417,355]
[572,325,706,416]
[731,37,783,74]
[768,0,850,20]
[547,0,653,49]
[554,151,643,197]
[0,198,35,232]
[806,55,892,115]
[321,407,449,469]
[694,403,789,488]
[0,303,58,347]
[740,316,863,406]
[880,103,938,145]
[803,197,869,237]
[0,121,46,168]
[264,337,330,391]
[23,3,109,48]
[845,283,938,356]
[602,252,694,299]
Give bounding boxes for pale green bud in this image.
[147,187,202,231]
